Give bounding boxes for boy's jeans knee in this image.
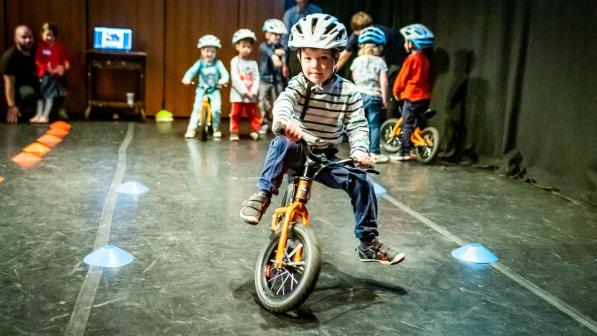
[400,99,429,150]
[257,136,302,195]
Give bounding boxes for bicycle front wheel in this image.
[380,118,401,153]
[198,107,208,141]
[255,224,321,313]
[415,126,440,163]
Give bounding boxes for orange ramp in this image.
[46,128,69,138]
[49,120,72,131]
[22,142,51,157]
[37,134,63,147]
[11,152,42,167]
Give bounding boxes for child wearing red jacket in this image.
[31,23,69,123]
[391,24,434,161]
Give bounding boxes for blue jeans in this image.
[362,94,383,154]
[400,99,430,151]
[257,136,379,243]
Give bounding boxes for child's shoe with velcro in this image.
[240,191,271,225]
[357,238,405,265]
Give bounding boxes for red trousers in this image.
[230,102,260,133]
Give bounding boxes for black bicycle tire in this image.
[380,118,402,153]
[255,224,321,313]
[198,107,208,141]
[415,126,440,163]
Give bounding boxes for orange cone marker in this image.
[22,142,51,157]
[37,134,63,147]
[11,152,42,167]
[50,120,72,131]
[46,128,69,138]
[0,176,5,184]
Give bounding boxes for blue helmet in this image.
[357,26,386,45]
[400,24,434,49]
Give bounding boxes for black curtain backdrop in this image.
[311,0,597,206]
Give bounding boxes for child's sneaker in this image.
[240,191,271,225]
[230,132,240,141]
[213,130,222,138]
[357,238,405,265]
[184,129,196,138]
[30,116,40,123]
[250,131,260,141]
[372,153,389,164]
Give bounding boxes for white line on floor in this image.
[65,123,135,336]
[382,193,597,334]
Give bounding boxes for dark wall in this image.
[310,0,597,205]
[0,0,284,117]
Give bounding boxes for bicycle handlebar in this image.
[272,122,379,175]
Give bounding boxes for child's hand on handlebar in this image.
[182,79,192,85]
[282,121,303,142]
[353,152,374,168]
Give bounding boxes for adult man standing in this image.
[2,25,38,123]
[282,0,322,77]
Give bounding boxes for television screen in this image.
[93,27,133,51]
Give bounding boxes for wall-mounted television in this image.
[93,27,133,51]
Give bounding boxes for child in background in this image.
[240,14,404,265]
[390,24,434,161]
[182,35,230,139]
[350,26,389,164]
[258,19,288,135]
[31,23,69,123]
[229,29,260,141]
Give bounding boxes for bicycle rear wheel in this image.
[415,126,440,163]
[255,224,321,313]
[380,118,401,153]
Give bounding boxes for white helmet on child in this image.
[288,14,347,51]
[400,24,434,49]
[262,19,288,35]
[197,35,222,49]
[232,29,257,44]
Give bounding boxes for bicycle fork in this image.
[271,178,312,268]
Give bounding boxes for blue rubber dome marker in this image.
[451,243,498,264]
[84,244,135,267]
[115,181,149,195]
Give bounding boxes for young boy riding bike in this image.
[240,14,404,265]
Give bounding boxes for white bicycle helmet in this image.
[232,29,257,44]
[400,24,434,49]
[197,34,222,49]
[288,14,347,51]
[262,19,288,35]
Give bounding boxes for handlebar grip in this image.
[272,121,323,144]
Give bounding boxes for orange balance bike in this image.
[254,133,379,313]
[380,108,440,163]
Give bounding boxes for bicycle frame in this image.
[389,117,432,147]
[270,178,311,268]
[200,95,213,127]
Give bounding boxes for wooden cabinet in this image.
[85,50,146,120]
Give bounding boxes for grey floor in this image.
[1,121,596,336]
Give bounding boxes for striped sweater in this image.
[272,73,370,156]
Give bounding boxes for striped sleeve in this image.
[272,77,303,132]
[343,91,370,156]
